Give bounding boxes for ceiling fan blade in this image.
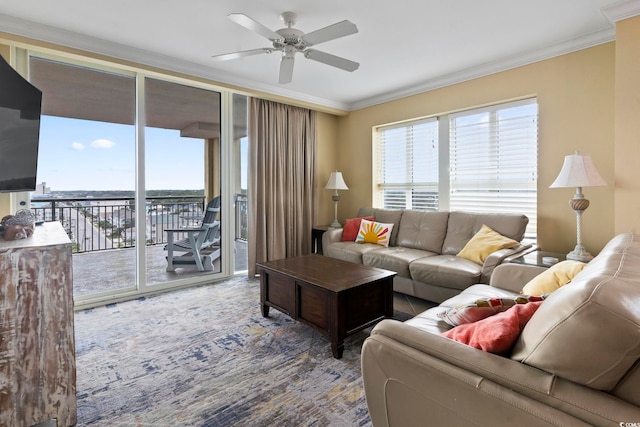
[279,49,295,84]
[228,13,284,42]
[302,20,358,46]
[212,48,274,61]
[304,49,359,72]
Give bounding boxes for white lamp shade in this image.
[324,171,349,190]
[549,152,607,188]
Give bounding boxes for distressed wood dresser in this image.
[0,221,76,427]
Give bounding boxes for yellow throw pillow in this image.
[457,224,519,265]
[521,260,586,295]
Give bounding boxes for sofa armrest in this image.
[362,319,640,427]
[488,263,548,293]
[479,243,533,283]
[321,227,343,249]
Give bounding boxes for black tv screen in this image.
[0,55,42,193]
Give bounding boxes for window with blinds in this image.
[375,118,439,210]
[449,99,538,239]
[374,98,538,240]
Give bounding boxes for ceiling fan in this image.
[212,11,359,84]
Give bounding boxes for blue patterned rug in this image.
[75,276,410,426]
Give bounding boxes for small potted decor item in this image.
[0,209,36,241]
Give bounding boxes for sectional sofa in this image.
[322,208,532,302]
[361,232,640,426]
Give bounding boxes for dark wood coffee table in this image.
[257,254,396,359]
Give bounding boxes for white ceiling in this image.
[0,0,624,111]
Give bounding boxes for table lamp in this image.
[549,151,607,262]
[324,171,349,228]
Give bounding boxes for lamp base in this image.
[566,245,593,263]
[329,220,342,228]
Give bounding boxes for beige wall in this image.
[316,112,340,225]
[336,43,616,254]
[614,15,640,234]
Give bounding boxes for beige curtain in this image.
[247,98,317,277]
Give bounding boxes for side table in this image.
[511,250,567,268]
[311,225,333,254]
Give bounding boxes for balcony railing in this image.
[31,194,247,253]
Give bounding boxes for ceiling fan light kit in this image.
[213,11,359,84]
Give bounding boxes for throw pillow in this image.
[341,216,374,241]
[355,219,394,247]
[441,301,543,354]
[521,260,586,295]
[457,224,519,265]
[437,295,546,327]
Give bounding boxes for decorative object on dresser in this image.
[550,151,607,262]
[0,221,76,427]
[0,209,36,240]
[324,170,349,228]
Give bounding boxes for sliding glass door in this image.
[144,78,222,285]
[30,56,139,300]
[28,52,240,307]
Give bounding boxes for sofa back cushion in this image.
[511,233,640,391]
[371,208,403,246]
[441,212,529,255]
[396,210,450,253]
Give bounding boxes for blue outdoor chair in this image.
[164,196,221,271]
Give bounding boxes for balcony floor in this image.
[72,239,247,299]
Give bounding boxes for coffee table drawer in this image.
[298,282,331,331]
[261,270,295,316]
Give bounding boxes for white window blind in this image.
[375,118,439,210]
[449,99,538,240]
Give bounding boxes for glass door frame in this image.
[21,46,241,309]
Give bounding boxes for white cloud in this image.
[91,139,116,149]
[71,142,85,150]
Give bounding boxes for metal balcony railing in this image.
[31,194,247,253]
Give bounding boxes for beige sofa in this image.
[323,208,532,302]
[361,232,640,426]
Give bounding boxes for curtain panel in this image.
[248,98,317,277]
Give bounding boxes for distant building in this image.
[34,182,50,195]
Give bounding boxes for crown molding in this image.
[347,27,616,111]
[601,0,640,23]
[0,13,351,112]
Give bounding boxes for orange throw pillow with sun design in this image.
[355,219,394,247]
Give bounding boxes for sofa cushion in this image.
[372,208,403,246]
[512,233,640,391]
[457,224,519,265]
[355,219,394,247]
[322,241,381,264]
[409,255,482,291]
[521,260,586,295]
[341,216,374,241]
[442,301,543,354]
[442,212,528,255]
[363,247,437,278]
[396,210,449,254]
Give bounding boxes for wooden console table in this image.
[0,222,76,427]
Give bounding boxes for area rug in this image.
[75,276,409,426]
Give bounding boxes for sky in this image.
[37,115,208,191]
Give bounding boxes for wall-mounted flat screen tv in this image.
[0,54,42,193]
